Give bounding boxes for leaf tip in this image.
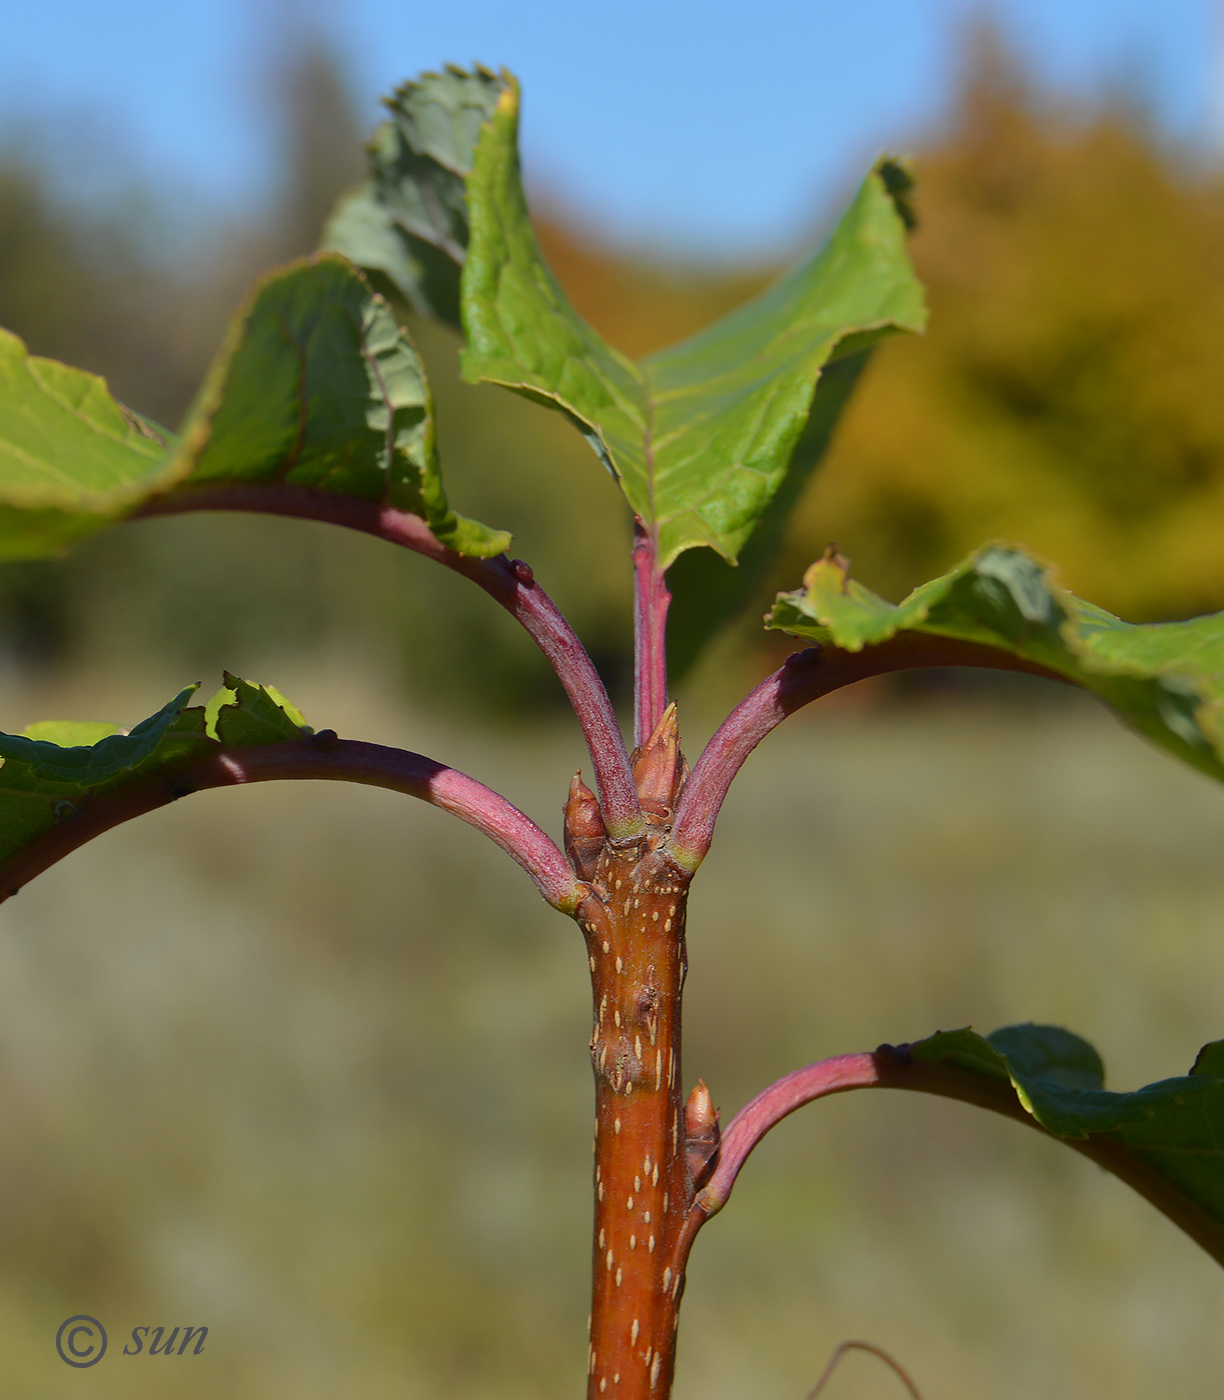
[874,154,918,232]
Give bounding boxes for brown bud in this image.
[684,1078,720,1189]
[631,702,684,817]
[563,771,605,879]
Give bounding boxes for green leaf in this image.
[22,720,121,747]
[166,254,509,557]
[0,256,508,560]
[211,673,311,745]
[0,677,309,872]
[768,543,1224,786]
[0,327,177,558]
[665,351,871,678]
[910,1025,1190,1138]
[323,65,510,330]
[908,1023,1224,1255]
[458,79,924,573]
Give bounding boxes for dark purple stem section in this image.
[632,520,670,749]
[134,486,642,839]
[0,737,582,913]
[670,636,1066,869]
[670,1046,1224,1276]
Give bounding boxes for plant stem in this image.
[575,836,694,1399]
[632,522,670,750]
[672,636,1065,869]
[133,486,643,839]
[806,1340,924,1400]
[673,1045,1224,1276]
[0,736,581,913]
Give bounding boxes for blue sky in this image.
[0,0,1217,258]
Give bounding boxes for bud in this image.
[563,771,605,879]
[631,702,684,818]
[684,1078,720,1188]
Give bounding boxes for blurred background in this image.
[3,1,1224,1396]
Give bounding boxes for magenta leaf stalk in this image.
[135,485,643,839]
[632,520,671,750]
[671,635,1065,870]
[0,735,581,913]
[671,1045,1224,1279]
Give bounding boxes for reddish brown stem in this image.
[671,636,1065,870]
[575,836,694,1400]
[632,521,670,750]
[0,737,581,912]
[133,486,643,839]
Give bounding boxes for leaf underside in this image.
[769,544,1224,787]
[0,256,509,559]
[323,64,509,330]
[0,675,308,879]
[169,254,508,555]
[908,1023,1224,1255]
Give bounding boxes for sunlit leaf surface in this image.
[770,544,1224,785]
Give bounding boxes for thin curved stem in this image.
[133,485,643,838]
[670,636,1065,870]
[632,521,670,749]
[806,1340,924,1400]
[671,1045,1224,1278]
[0,736,582,913]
